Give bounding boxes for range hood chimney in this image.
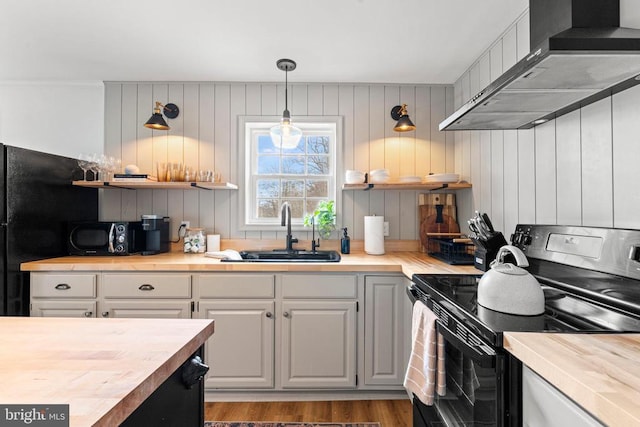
[440,0,640,131]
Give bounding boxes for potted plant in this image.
[304,200,336,239]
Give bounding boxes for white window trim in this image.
[237,115,343,232]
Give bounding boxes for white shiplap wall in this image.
[103,82,455,241]
[453,6,640,234]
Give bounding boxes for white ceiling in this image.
[0,0,528,84]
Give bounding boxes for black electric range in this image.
[407,224,640,427]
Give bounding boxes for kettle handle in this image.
[492,245,529,268]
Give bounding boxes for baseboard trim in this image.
[205,390,408,402]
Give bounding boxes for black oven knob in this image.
[114,244,125,253]
[116,224,126,233]
[117,234,125,243]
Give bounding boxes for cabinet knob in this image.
[55,283,71,290]
[101,312,110,317]
[283,311,290,318]
[83,311,92,317]
[266,312,273,318]
[138,284,155,291]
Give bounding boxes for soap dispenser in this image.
[341,227,351,254]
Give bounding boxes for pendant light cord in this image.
[284,67,289,111]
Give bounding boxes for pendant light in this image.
[270,58,302,149]
[390,104,416,132]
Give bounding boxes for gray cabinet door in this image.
[199,300,275,389]
[280,300,357,388]
[364,275,407,386]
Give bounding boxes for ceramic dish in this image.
[424,173,460,183]
[398,175,421,183]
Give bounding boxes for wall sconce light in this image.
[390,104,416,132]
[270,58,302,149]
[144,102,180,130]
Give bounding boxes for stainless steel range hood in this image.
[440,0,640,131]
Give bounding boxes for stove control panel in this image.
[511,225,533,249]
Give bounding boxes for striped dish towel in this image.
[404,300,446,405]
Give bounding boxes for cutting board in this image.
[419,193,460,252]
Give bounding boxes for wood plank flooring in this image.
[205,400,412,427]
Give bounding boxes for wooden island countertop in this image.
[0,317,215,427]
[504,332,640,427]
[20,250,479,277]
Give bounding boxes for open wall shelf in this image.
[342,182,472,191]
[72,181,238,190]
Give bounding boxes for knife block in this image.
[473,232,508,271]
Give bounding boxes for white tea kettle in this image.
[477,245,545,315]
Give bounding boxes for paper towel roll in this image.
[364,216,385,255]
[206,234,220,252]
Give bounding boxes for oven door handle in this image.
[437,322,496,369]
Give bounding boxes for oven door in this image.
[408,286,506,427]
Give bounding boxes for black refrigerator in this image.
[0,144,98,316]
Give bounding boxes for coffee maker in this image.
[140,215,170,255]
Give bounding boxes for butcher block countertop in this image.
[0,317,215,427]
[504,332,640,427]
[20,250,479,277]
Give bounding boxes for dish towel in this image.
[204,249,242,260]
[404,300,446,405]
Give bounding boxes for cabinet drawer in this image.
[281,274,357,299]
[31,274,97,298]
[102,274,191,299]
[196,274,275,298]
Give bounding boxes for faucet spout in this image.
[280,202,298,251]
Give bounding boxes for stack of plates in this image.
[424,173,460,183]
[398,175,421,184]
[369,169,390,183]
[345,170,365,184]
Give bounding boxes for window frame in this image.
[237,115,343,232]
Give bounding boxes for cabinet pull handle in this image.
[84,311,92,317]
[55,283,71,290]
[138,284,155,291]
[283,311,290,318]
[266,312,273,318]
[101,312,109,317]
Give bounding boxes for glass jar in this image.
[184,228,206,253]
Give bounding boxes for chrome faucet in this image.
[280,202,298,252]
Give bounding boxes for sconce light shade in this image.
[271,58,302,149]
[391,104,416,132]
[144,102,180,130]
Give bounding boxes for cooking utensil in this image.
[477,245,545,315]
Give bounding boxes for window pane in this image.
[257,179,280,198]
[282,156,305,174]
[306,180,328,197]
[305,200,321,216]
[282,179,304,197]
[257,156,280,174]
[307,136,330,154]
[307,155,329,174]
[283,199,305,218]
[257,199,279,218]
[258,135,279,154]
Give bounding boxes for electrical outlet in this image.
[181,221,190,229]
[383,221,389,237]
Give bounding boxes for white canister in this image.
[206,234,220,252]
[364,215,385,255]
